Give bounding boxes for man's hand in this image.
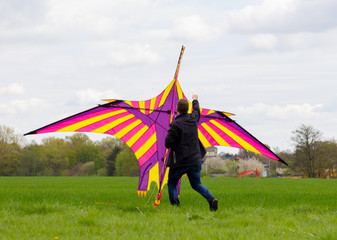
[192,94,198,100]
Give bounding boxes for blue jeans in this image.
[167,162,214,205]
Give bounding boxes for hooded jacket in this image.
[165,100,206,168]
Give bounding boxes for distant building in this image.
[205,146,217,158]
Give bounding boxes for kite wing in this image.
[24,80,180,196]
[25,47,187,198]
[197,109,287,165]
[173,73,286,166]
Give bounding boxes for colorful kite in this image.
[25,46,287,205]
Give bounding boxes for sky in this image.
[1,0,337,154]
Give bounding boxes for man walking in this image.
[165,94,218,211]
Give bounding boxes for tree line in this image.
[1,124,337,177]
[230,124,337,178]
[0,125,138,176]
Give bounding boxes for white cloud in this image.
[75,88,121,105]
[243,28,337,53]
[235,103,324,120]
[108,44,161,67]
[170,15,221,42]
[227,0,337,33]
[249,34,278,50]
[46,0,120,36]
[0,83,25,95]
[88,43,161,68]
[228,0,298,33]
[0,98,48,114]
[0,0,48,26]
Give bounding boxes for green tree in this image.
[317,140,337,177]
[40,137,69,175]
[97,136,124,176]
[115,147,139,176]
[106,145,122,176]
[18,142,44,176]
[65,133,105,172]
[65,133,93,167]
[97,137,123,159]
[0,125,22,175]
[66,133,93,147]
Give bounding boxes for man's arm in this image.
[165,123,179,149]
[191,94,200,121]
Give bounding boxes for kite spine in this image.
[154,45,185,207]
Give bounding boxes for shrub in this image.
[238,157,265,174]
[77,161,96,176]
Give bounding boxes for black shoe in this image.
[209,198,218,212]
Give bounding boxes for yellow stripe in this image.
[149,97,156,114]
[135,132,157,159]
[198,129,212,148]
[176,81,184,99]
[161,167,169,191]
[124,100,132,107]
[223,112,234,116]
[188,101,192,113]
[147,162,159,191]
[159,80,175,107]
[103,99,116,103]
[126,125,149,147]
[92,114,134,133]
[139,101,145,114]
[201,123,230,147]
[57,109,127,132]
[114,119,142,139]
[210,120,260,154]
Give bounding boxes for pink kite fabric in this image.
[25,46,286,196]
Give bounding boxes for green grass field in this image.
[1,177,337,240]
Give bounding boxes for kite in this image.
[25,46,287,206]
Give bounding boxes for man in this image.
[165,94,218,211]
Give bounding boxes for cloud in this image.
[88,43,161,68]
[0,0,47,26]
[227,0,337,33]
[243,27,337,53]
[108,44,161,67]
[169,15,221,42]
[0,83,25,95]
[249,34,278,51]
[75,88,121,105]
[235,103,325,120]
[0,98,48,114]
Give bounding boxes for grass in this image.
[1,177,337,239]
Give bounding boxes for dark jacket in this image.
[165,100,206,168]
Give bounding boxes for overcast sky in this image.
[1,0,337,153]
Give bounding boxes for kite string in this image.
[144,182,158,206]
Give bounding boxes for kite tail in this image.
[154,192,161,207]
[154,136,170,206]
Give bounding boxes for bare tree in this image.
[291,124,322,177]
